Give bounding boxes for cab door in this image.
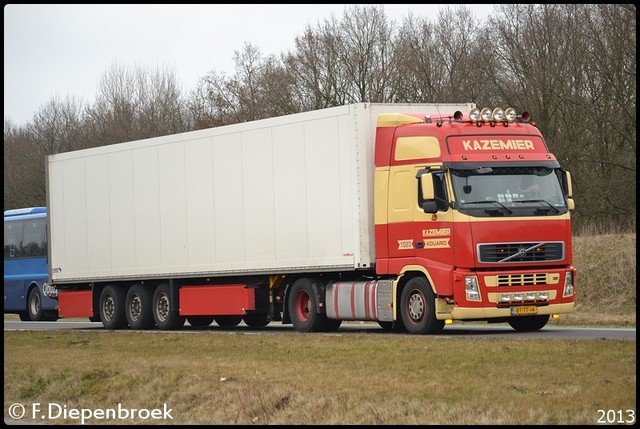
[413,169,456,291]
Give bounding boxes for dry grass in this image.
[566,232,636,326]
[3,330,636,425]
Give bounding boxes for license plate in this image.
[511,306,538,316]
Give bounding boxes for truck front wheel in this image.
[152,283,185,330]
[400,277,444,335]
[508,314,550,332]
[99,285,128,330]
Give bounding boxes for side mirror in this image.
[567,197,575,211]
[563,170,575,210]
[564,171,574,197]
[420,173,435,200]
[418,170,438,213]
[421,201,438,213]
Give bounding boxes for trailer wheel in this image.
[243,313,270,327]
[99,285,128,330]
[288,278,334,333]
[400,277,444,335]
[508,315,550,332]
[187,316,214,327]
[215,315,242,328]
[126,284,155,330]
[152,283,185,330]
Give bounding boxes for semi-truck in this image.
[46,102,576,334]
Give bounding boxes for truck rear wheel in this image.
[99,285,128,330]
[126,284,155,330]
[152,283,185,330]
[288,278,335,333]
[400,277,444,335]
[508,314,550,332]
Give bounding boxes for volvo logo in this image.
[514,248,528,258]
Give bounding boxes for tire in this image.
[243,312,270,327]
[215,315,243,328]
[323,318,342,332]
[125,284,155,330]
[19,312,30,321]
[508,314,550,332]
[187,316,214,327]
[378,320,408,332]
[399,277,444,335]
[27,287,43,321]
[288,278,334,333]
[152,283,185,330]
[99,285,128,330]
[42,310,58,322]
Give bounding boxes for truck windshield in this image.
[451,167,567,215]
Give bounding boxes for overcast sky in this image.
[4,4,494,126]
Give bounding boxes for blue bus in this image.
[4,207,58,321]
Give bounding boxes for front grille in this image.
[478,242,564,263]
[496,273,548,286]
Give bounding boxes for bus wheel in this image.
[508,315,550,332]
[187,316,214,327]
[152,283,185,330]
[215,315,242,328]
[126,284,155,330]
[99,285,128,330]
[27,287,44,321]
[400,277,444,335]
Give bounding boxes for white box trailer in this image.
[47,102,473,284]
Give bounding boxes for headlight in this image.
[505,107,517,122]
[469,108,481,123]
[563,271,574,297]
[480,107,493,122]
[465,276,481,301]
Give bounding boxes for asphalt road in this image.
[4,320,636,341]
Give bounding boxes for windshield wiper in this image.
[462,200,513,214]
[512,199,560,213]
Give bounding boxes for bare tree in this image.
[333,4,398,103]
[285,16,349,110]
[4,96,85,209]
[84,62,189,146]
